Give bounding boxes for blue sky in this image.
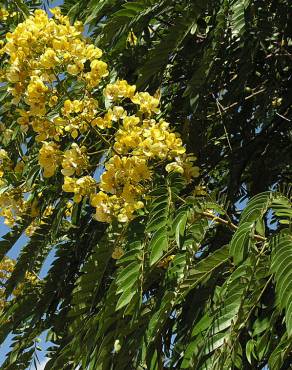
[49,0,64,6]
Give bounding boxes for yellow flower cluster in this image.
[61,98,99,138]
[89,155,150,222]
[0,8,200,226]
[61,143,88,177]
[0,189,25,227]
[104,80,136,101]
[131,92,160,115]
[1,8,105,115]
[114,118,185,159]
[63,176,96,203]
[89,116,199,222]
[100,155,151,194]
[0,149,11,179]
[0,7,9,21]
[92,106,127,129]
[104,81,160,115]
[90,191,144,223]
[38,142,62,178]
[36,140,94,213]
[0,257,14,310]
[165,155,200,181]
[0,257,38,310]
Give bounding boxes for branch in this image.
[202,211,266,242]
[207,88,266,119]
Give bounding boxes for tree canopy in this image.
[0,0,291,369]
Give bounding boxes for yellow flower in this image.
[111,106,127,121]
[183,164,200,182]
[90,191,113,222]
[25,221,39,237]
[0,189,25,227]
[62,176,76,193]
[165,155,199,182]
[112,247,124,259]
[90,60,108,76]
[62,99,83,116]
[92,111,113,129]
[65,201,73,217]
[165,162,184,174]
[49,7,62,19]
[85,44,102,60]
[38,142,62,178]
[113,116,142,154]
[104,80,136,101]
[39,48,60,69]
[0,7,9,21]
[26,78,48,101]
[165,133,186,157]
[1,209,15,227]
[90,191,143,223]
[127,30,138,46]
[31,118,60,142]
[131,92,160,115]
[49,95,58,107]
[61,143,88,176]
[0,149,8,160]
[63,176,96,203]
[100,155,151,196]
[67,64,81,76]
[85,60,109,88]
[16,109,30,131]
[0,8,200,228]
[1,256,37,307]
[193,185,207,196]
[25,77,48,116]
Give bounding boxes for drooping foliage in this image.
[0,0,291,369]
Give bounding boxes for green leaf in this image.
[116,288,137,310]
[172,205,189,247]
[229,221,254,265]
[115,234,145,312]
[239,192,272,224]
[230,0,251,38]
[181,245,230,295]
[0,221,28,262]
[84,0,120,24]
[149,228,168,266]
[246,339,257,364]
[67,229,112,326]
[137,3,205,87]
[271,233,292,336]
[116,262,140,284]
[271,195,292,224]
[5,220,52,296]
[268,333,291,370]
[146,215,168,233]
[146,193,169,232]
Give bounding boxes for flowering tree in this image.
[0,1,291,369]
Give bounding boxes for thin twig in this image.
[90,126,119,155]
[202,211,266,242]
[276,112,291,122]
[207,88,266,119]
[214,95,233,152]
[87,149,108,156]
